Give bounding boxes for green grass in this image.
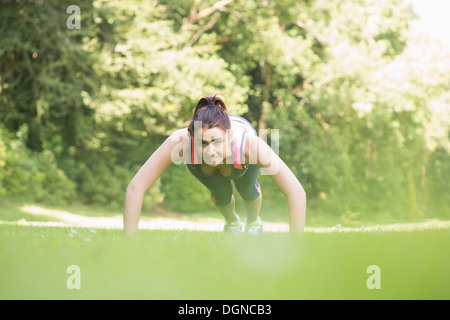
[1,200,449,299]
[1,223,449,300]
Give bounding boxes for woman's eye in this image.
[199,139,222,147]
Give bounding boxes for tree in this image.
[1,0,448,219]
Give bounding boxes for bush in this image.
[426,148,450,219]
[161,164,214,213]
[0,125,76,205]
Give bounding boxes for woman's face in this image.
[195,127,232,167]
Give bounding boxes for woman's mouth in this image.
[206,156,221,164]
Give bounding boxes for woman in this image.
[124,95,306,235]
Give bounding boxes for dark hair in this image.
[187,95,231,136]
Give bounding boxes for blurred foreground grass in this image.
[1,222,449,300]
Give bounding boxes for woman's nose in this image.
[208,146,216,156]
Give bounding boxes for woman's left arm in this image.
[246,135,306,233]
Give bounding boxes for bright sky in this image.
[409,0,450,47]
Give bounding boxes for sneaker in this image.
[223,214,243,234]
[245,217,264,235]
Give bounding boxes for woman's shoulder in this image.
[170,128,189,139]
[158,128,188,151]
[163,128,190,163]
[242,134,260,164]
[167,128,190,149]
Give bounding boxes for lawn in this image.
[0,203,449,300]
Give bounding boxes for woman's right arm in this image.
[124,129,187,235]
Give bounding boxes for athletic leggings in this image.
[187,164,261,207]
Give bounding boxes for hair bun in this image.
[187,95,231,136]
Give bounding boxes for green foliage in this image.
[426,148,450,219]
[0,125,76,205]
[161,164,214,213]
[75,161,129,208]
[0,0,449,221]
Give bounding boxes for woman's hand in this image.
[246,134,306,233]
[124,129,188,235]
